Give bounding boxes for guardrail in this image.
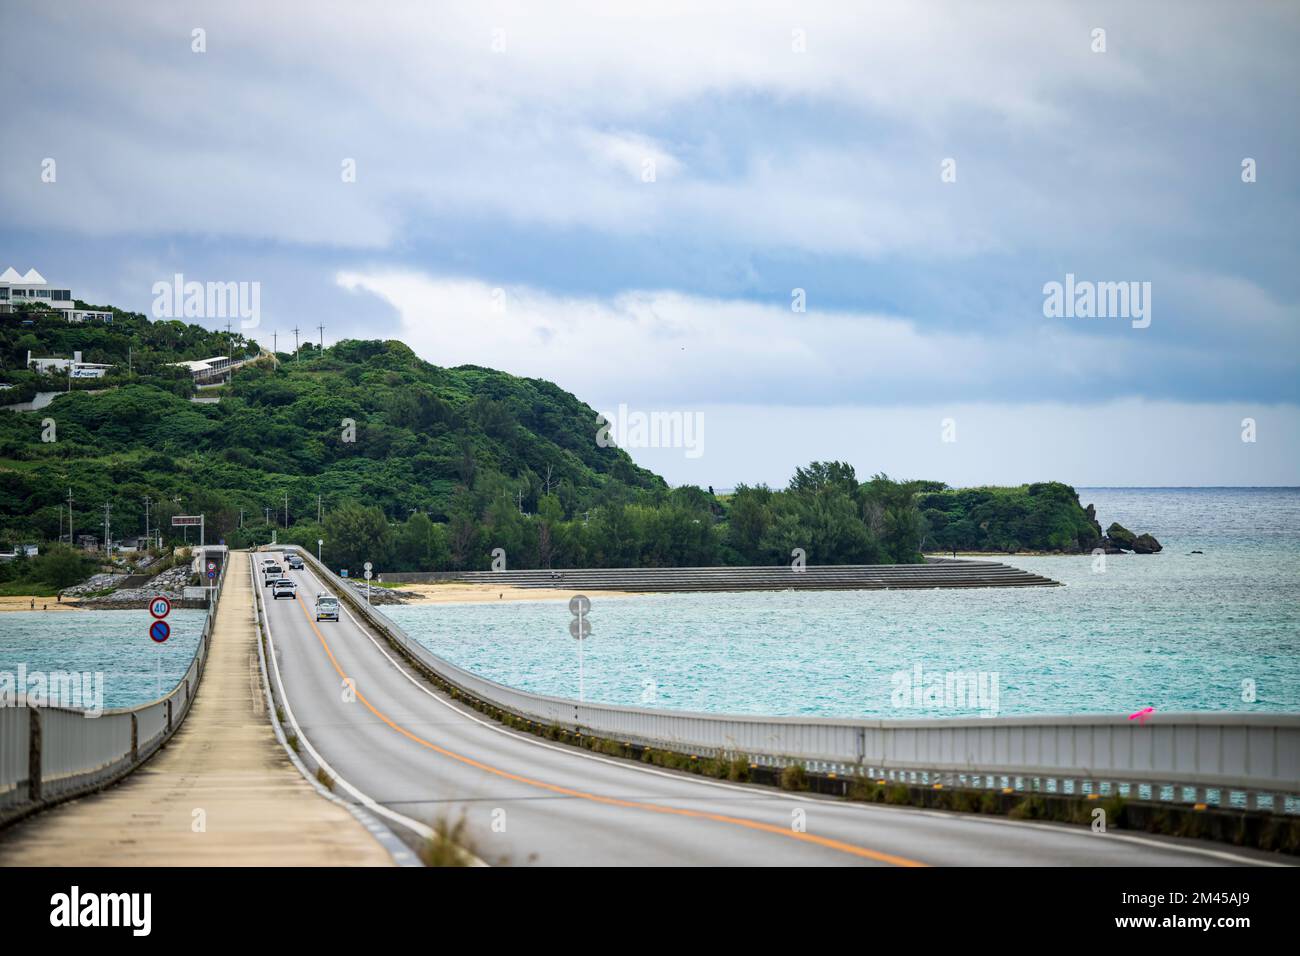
[289,546,1300,816]
[0,565,226,825]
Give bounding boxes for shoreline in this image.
[390,583,643,606]
[0,596,80,612]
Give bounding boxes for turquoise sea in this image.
[0,609,205,709]
[2,489,1297,717]
[383,488,1300,719]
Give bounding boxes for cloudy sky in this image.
[2,1,1296,486]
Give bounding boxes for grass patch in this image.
[421,814,477,867]
[780,764,808,792]
[0,582,62,597]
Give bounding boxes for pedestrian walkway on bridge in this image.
[0,551,393,866]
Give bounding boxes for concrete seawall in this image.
[376,558,1060,591]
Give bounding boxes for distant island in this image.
[0,303,1159,593]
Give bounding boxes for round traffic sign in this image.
[363,570,372,580]
[149,596,172,619]
[149,620,171,643]
[569,618,591,640]
[206,560,216,572]
[364,561,373,572]
[568,594,590,616]
[207,569,217,579]
[317,538,323,546]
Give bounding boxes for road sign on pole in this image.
[149,596,172,619]
[568,595,591,702]
[149,620,171,643]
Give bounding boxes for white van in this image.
[315,593,339,622]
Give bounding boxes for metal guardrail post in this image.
[130,713,138,763]
[27,708,41,802]
[166,698,173,733]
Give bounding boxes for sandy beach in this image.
[0,595,80,612]
[392,582,643,605]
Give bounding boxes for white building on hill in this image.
[0,267,113,322]
[26,350,114,379]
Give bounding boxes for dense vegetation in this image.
[0,307,1104,574]
[918,483,1103,554]
[0,544,98,596]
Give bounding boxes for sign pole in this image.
[149,595,172,697]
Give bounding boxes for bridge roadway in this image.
[0,551,393,866]
[264,557,1282,866]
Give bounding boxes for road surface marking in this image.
[291,591,925,867]
[290,560,1288,868]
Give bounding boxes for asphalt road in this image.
[260,556,1286,867]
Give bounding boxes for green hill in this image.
[0,306,1109,573]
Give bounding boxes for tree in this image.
[323,502,393,571]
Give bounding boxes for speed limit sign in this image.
[149,596,172,619]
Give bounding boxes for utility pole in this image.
[317,323,325,350]
[292,326,300,363]
[272,330,278,355]
[515,487,525,514]
[284,493,289,529]
[239,509,245,529]
[103,502,112,558]
[264,506,271,526]
[67,488,74,547]
[128,346,133,376]
[317,493,322,523]
[143,495,151,547]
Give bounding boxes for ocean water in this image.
[2,489,1296,717]
[382,488,1300,719]
[0,610,205,709]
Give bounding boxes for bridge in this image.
[2,548,1296,866]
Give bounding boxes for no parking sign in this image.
[149,620,171,643]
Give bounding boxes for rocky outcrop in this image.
[1102,522,1162,554]
[1132,533,1163,554]
[1079,503,1104,551]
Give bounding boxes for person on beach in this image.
[30,598,34,610]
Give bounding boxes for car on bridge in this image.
[271,579,297,600]
[314,593,339,621]
[286,554,304,570]
[263,564,283,583]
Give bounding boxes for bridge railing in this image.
[291,547,1300,816]
[0,564,225,825]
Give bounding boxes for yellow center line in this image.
[290,591,927,866]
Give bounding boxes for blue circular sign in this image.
[149,620,171,643]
